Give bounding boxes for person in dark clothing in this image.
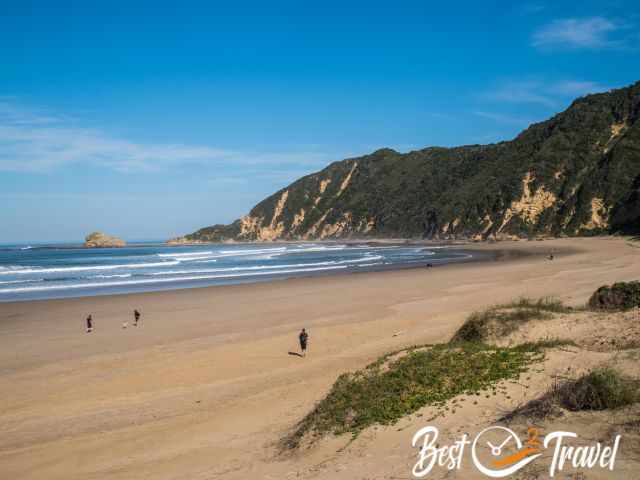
[86,314,93,333]
[134,309,141,326]
[299,328,308,357]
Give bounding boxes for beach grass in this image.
[502,367,640,422]
[557,368,640,411]
[450,297,573,344]
[588,281,640,311]
[284,341,549,448]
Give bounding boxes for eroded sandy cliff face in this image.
[496,172,558,234]
[174,80,640,243]
[217,161,379,241]
[236,190,290,241]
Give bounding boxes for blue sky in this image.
[1,1,639,242]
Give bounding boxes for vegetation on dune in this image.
[285,290,637,449]
[450,297,572,343]
[588,281,640,310]
[503,368,640,422]
[560,368,640,411]
[284,342,548,448]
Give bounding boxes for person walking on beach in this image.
[299,328,308,357]
[86,314,93,333]
[134,309,141,326]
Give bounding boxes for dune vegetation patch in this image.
[285,291,638,451]
[284,342,548,449]
[502,367,640,422]
[450,297,572,344]
[588,281,640,311]
[560,368,640,411]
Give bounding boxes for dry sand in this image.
[0,237,639,479]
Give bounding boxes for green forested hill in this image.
[174,80,640,242]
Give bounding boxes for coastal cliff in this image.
[84,231,127,248]
[175,80,640,243]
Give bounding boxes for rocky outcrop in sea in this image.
[84,231,127,248]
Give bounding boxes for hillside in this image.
[174,81,640,242]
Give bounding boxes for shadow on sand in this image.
[288,351,304,357]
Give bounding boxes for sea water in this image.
[0,242,474,302]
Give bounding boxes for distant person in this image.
[134,309,141,326]
[548,252,554,261]
[299,328,308,357]
[86,314,93,333]
[426,263,433,268]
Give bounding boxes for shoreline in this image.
[0,239,579,305]
[0,249,479,305]
[0,236,635,479]
[1,240,475,303]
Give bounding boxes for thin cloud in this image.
[473,111,534,127]
[481,79,609,108]
[0,101,64,126]
[475,78,611,129]
[549,80,608,96]
[481,80,557,107]
[0,122,232,173]
[532,17,627,50]
[0,101,333,173]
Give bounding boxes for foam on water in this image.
[145,255,385,277]
[157,251,214,258]
[0,260,181,275]
[0,265,350,293]
[0,279,44,285]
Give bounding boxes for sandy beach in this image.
[1,236,639,479]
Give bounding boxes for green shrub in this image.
[450,298,570,343]
[588,281,640,310]
[502,367,639,421]
[557,368,640,411]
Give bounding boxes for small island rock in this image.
[84,231,127,248]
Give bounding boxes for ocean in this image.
[0,242,475,302]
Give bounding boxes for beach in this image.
[1,236,639,479]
